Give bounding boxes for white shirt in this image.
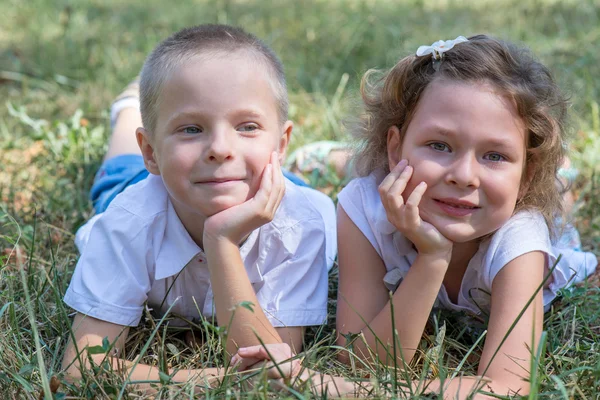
[64,174,335,327]
[338,171,597,314]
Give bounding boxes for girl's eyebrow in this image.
[425,125,521,152]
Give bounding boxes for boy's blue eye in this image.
[484,153,506,162]
[238,123,259,132]
[183,126,202,134]
[429,142,450,152]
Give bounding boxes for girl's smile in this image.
[433,198,481,217]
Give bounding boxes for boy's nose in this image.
[206,130,234,162]
[446,153,480,188]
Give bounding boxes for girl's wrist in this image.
[415,251,451,267]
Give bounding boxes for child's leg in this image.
[90,80,148,214]
[104,108,143,160]
[104,79,143,161]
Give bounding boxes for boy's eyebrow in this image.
[164,110,202,128]
[165,109,267,127]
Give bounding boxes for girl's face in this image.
[387,79,528,243]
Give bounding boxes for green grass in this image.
[1,0,600,398]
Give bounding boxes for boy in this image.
[62,24,335,386]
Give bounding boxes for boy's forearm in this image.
[205,237,282,354]
[416,376,507,399]
[65,353,222,394]
[350,254,448,365]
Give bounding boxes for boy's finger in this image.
[237,345,271,360]
[256,163,273,207]
[267,153,284,212]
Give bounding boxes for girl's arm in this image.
[337,162,452,365]
[336,205,449,365]
[475,250,545,395]
[404,251,546,399]
[62,313,223,393]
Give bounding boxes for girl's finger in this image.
[379,160,408,210]
[378,160,408,193]
[386,165,413,210]
[404,181,427,226]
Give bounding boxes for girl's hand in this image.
[203,152,285,246]
[231,343,301,380]
[379,160,452,259]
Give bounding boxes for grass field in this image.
[1,0,600,398]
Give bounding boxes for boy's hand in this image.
[379,160,452,260]
[231,343,301,379]
[203,152,285,246]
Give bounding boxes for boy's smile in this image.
[388,79,527,243]
[138,50,291,237]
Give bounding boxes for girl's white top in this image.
[338,170,597,314]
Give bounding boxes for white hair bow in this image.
[416,36,468,60]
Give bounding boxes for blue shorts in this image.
[91,154,308,214]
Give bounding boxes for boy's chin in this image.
[202,197,251,217]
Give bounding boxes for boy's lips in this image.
[195,177,246,184]
[194,177,247,188]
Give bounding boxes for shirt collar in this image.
[154,197,263,281]
[154,199,202,280]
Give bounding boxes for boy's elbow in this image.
[62,353,84,382]
[478,377,529,398]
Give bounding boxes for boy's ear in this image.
[136,127,160,175]
[277,120,293,163]
[387,125,402,170]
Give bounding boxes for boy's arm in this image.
[204,154,326,354]
[63,313,223,393]
[204,238,285,354]
[203,153,286,354]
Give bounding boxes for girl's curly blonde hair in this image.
[351,34,568,235]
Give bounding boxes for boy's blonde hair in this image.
[351,34,567,234]
[139,24,288,134]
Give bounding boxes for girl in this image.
[332,34,598,397]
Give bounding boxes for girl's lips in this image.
[434,199,480,217]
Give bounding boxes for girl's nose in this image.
[446,153,480,188]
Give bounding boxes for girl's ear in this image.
[136,127,161,175]
[277,120,293,164]
[518,157,536,200]
[387,125,402,170]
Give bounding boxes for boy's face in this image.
[138,52,291,220]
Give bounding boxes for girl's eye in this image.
[484,153,506,162]
[238,123,259,132]
[182,126,202,134]
[429,142,450,152]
